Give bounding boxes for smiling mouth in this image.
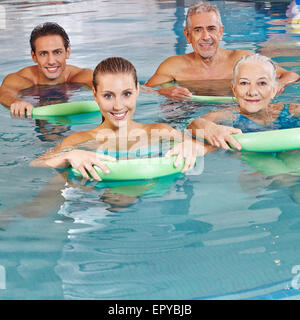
[198,42,214,48]
[245,99,260,103]
[45,66,60,73]
[110,111,128,120]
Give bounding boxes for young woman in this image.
[188,54,300,150]
[31,57,213,180]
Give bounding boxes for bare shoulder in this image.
[225,49,252,65]
[157,55,189,70]
[232,49,252,59]
[144,122,174,132]
[59,130,94,149]
[67,65,93,87]
[1,66,35,89]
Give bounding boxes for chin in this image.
[44,74,61,81]
[198,51,215,59]
[243,106,264,114]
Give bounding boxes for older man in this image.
[0,22,93,117]
[145,1,299,100]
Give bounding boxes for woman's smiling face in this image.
[232,61,277,114]
[93,72,139,129]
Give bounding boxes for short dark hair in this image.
[30,22,70,53]
[93,57,138,91]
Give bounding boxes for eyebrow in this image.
[38,48,63,53]
[193,25,217,29]
[239,77,269,81]
[100,88,133,92]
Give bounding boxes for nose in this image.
[47,53,56,65]
[201,28,210,40]
[113,97,124,111]
[247,83,258,96]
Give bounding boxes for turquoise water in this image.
[1,0,300,300]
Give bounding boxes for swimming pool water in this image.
[1,0,300,300]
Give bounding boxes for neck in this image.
[96,119,139,151]
[241,105,270,118]
[193,49,221,66]
[35,66,66,85]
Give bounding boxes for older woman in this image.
[187,53,300,150]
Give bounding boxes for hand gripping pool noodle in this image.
[231,128,300,152]
[189,95,237,103]
[160,82,236,103]
[70,156,185,181]
[32,100,99,117]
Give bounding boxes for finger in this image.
[26,105,33,117]
[174,153,183,168]
[165,150,172,158]
[176,91,192,99]
[211,137,220,148]
[85,165,102,181]
[186,157,196,171]
[218,138,231,150]
[227,136,242,150]
[177,88,192,97]
[230,128,242,135]
[78,167,90,180]
[94,162,110,175]
[182,157,190,172]
[19,107,26,117]
[97,154,116,162]
[165,148,176,158]
[10,105,17,116]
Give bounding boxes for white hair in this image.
[186,1,223,30]
[232,54,277,85]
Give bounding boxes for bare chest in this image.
[175,63,233,81]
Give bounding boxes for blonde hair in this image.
[232,54,277,85]
[186,1,223,30]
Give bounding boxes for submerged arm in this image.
[276,65,300,94]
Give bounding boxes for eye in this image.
[103,93,113,99]
[123,91,132,97]
[239,81,248,86]
[208,26,216,31]
[54,49,63,55]
[258,81,268,86]
[39,51,47,57]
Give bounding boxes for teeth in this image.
[47,67,58,72]
[112,112,126,119]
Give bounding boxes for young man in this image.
[0,22,93,117]
[144,1,299,100]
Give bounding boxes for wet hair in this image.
[30,22,70,53]
[93,57,138,91]
[186,1,223,30]
[232,54,277,85]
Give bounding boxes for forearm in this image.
[187,118,215,138]
[30,151,71,168]
[278,70,300,89]
[0,87,20,107]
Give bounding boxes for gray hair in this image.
[232,54,277,85]
[186,1,223,30]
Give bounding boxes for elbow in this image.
[30,158,44,167]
